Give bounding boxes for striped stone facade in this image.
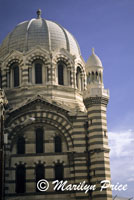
[84,96,112,200]
[0,13,112,200]
[3,92,112,200]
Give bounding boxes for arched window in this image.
[55,136,62,153]
[55,164,64,181]
[35,62,42,84]
[76,67,82,91]
[10,63,20,87]
[92,72,94,81]
[96,71,98,82]
[17,136,25,154]
[36,128,44,153]
[87,72,90,84]
[33,60,43,84]
[36,164,44,192]
[58,61,68,86]
[58,62,64,85]
[13,65,19,87]
[16,165,26,193]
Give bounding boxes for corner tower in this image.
[84,48,112,199]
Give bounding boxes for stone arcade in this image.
[0,10,112,200]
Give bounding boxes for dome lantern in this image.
[36,9,42,19]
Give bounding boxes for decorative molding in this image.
[6,106,73,151]
[34,161,46,166]
[53,53,73,68]
[84,96,109,107]
[5,57,23,70]
[25,46,51,65]
[14,161,26,167]
[53,160,65,166]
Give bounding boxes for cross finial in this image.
[92,48,95,54]
[36,9,41,19]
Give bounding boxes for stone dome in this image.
[0,10,86,112]
[87,48,102,67]
[0,11,81,58]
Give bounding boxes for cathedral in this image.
[0,9,112,200]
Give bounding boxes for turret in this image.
[84,48,109,99]
[83,49,112,200]
[86,48,103,85]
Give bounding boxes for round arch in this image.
[6,110,74,151]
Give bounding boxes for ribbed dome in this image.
[87,48,102,67]
[0,16,81,58]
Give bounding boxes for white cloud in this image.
[108,129,134,197]
[108,129,134,157]
[127,177,134,182]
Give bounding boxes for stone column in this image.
[21,64,29,86]
[46,64,52,84]
[81,74,84,91]
[51,64,56,85]
[6,69,10,88]
[67,67,71,86]
[70,68,74,88]
[74,69,77,89]
[28,66,32,84]
[2,69,7,89]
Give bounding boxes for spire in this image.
[36,9,42,19]
[92,47,95,54]
[86,48,102,67]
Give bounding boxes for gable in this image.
[6,95,71,122]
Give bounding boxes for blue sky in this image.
[0,0,134,198]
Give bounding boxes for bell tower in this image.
[84,48,112,200]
